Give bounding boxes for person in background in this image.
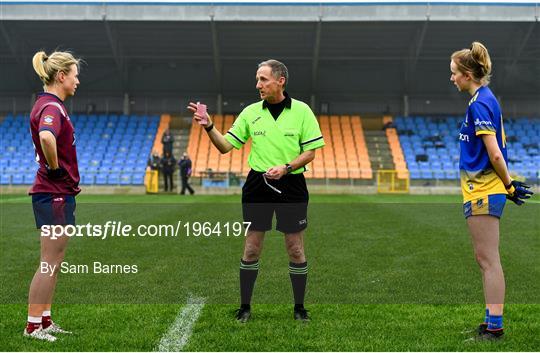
[160,151,177,192]
[178,152,194,195]
[161,129,174,155]
[147,151,161,171]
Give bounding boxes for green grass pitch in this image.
[0,193,538,351]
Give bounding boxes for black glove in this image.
[505,180,533,206]
[47,166,68,180]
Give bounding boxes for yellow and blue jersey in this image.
[459,86,508,203]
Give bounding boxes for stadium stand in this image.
[0,114,159,186]
[4,112,535,187]
[186,115,246,177]
[394,116,540,182]
[152,114,171,155]
[385,128,408,179]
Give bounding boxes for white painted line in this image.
[156,295,206,352]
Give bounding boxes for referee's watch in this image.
[285,163,293,174]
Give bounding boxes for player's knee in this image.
[287,244,304,261]
[474,252,499,271]
[41,250,66,266]
[244,244,261,261]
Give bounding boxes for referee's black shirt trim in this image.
[300,136,323,146]
[227,131,245,145]
[262,91,292,120]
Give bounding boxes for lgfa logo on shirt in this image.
[43,116,54,125]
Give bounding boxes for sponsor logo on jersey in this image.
[474,118,493,127]
[254,130,266,136]
[252,116,262,124]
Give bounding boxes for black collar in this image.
[262,91,291,110]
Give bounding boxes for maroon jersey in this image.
[29,92,80,195]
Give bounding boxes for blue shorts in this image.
[32,193,76,229]
[463,194,506,219]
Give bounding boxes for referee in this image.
[188,59,324,322]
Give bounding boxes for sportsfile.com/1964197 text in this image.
[39,221,252,240]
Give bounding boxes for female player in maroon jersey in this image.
[25,50,81,341]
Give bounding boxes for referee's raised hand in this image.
[187,101,212,128]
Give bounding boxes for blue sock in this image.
[484,308,489,324]
[488,314,503,330]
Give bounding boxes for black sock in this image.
[239,259,259,307]
[289,261,308,307]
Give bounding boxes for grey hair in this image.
[258,59,288,87]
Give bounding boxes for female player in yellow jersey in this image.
[450,42,533,341]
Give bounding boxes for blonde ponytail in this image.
[32,51,50,83]
[451,41,492,85]
[470,41,492,82]
[31,50,80,87]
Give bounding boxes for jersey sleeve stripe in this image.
[476,130,496,136]
[227,131,245,145]
[38,127,58,137]
[300,136,323,146]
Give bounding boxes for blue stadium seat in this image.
[81,174,95,185]
[445,170,458,179]
[95,174,108,185]
[420,170,433,179]
[132,174,144,185]
[11,173,24,185]
[433,170,445,180]
[119,174,131,185]
[107,173,120,185]
[23,173,35,184]
[0,174,10,185]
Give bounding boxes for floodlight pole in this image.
[210,15,223,115]
[310,18,322,113]
[403,95,409,117]
[103,16,129,95]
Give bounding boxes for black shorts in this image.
[32,193,76,229]
[242,169,309,233]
